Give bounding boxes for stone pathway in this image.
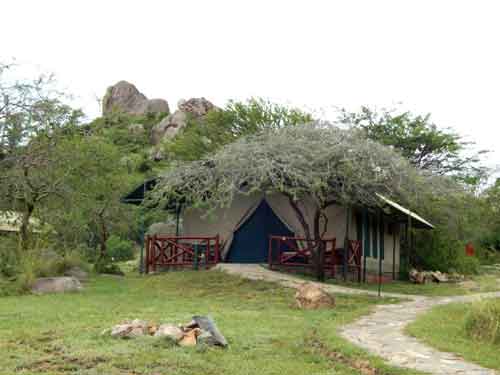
[215,264,500,375]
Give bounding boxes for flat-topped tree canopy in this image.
[123,123,436,225]
[149,123,434,211]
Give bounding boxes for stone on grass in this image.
[192,315,228,347]
[110,319,149,338]
[64,267,89,282]
[295,283,335,310]
[178,328,200,347]
[154,324,184,341]
[430,271,448,283]
[31,277,82,294]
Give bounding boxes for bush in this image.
[106,235,135,262]
[94,258,124,276]
[415,229,481,275]
[465,299,500,344]
[0,235,19,278]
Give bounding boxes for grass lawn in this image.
[326,274,500,297]
[406,301,500,371]
[0,270,424,375]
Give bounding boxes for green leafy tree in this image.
[339,106,488,183]
[0,63,83,249]
[44,134,140,260]
[163,98,313,161]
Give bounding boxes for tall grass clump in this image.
[464,299,500,345]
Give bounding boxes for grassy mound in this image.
[465,299,500,344]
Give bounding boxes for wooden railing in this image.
[268,236,337,277]
[268,236,362,280]
[145,235,220,274]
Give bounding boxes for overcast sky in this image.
[2,0,499,172]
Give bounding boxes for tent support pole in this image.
[175,204,181,236]
[392,225,397,280]
[378,210,384,297]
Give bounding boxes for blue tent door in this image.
[227,200,294,263]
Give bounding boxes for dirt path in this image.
[215,264,500,375]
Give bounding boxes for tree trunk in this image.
[97,211,108,260]
[20,202,34,251]
[313,207,326,281]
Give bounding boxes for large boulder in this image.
[31,277,83,294]
[64,267,89,283]
[295,283,335,310]
[150,97,216,146]
[102,81,169,116]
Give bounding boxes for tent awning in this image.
[376,193,434,230]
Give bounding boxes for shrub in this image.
[465,299,500,344]
[94,258,124,276]
[106,235,135,262]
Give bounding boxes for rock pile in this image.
[409,269,465,284]
[151,98,216,145]
[295,283,335,309]
[105,315,227,348]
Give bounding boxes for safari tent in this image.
[122,180,433,280]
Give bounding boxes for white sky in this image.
[2,0,499,173]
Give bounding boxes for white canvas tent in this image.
[0,211,41,233]
[123,180,434,277]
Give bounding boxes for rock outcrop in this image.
[151,97,216,146]
[102,81,169,116]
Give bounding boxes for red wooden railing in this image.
[268,236,337,277]
[347,239,362,282]
[268,236,362,280]
[145,235,220,274]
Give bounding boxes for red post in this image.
[215,235,220,263]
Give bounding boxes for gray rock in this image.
[110,319,148,339]
[154,324,184,341]
[150,97,216,146]
[102,81,169,116]
[31,277,83,294]
[192,315,228,347]
[64,267,89,282]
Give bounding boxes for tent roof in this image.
[121,180,433,230]
[376,193,434,230]
[120,178,158,205]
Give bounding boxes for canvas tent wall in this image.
[181,192,401,273]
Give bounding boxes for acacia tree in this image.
[0,62,83,249]
[151,123,430,280]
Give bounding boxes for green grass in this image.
[326,274,500,296]
[406,300,500,371]
[0,271,423,375]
